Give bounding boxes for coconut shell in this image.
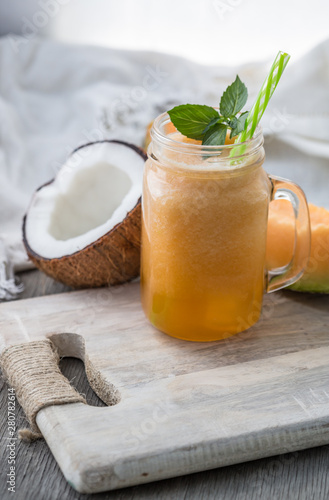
[22,140,146,288]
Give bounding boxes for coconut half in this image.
[23,140,146,288]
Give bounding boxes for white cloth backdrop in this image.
[0,36,328,299]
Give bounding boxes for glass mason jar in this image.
[141,112,311,341]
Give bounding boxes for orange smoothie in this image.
[141,128,271,341]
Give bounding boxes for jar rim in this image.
[151,111,264,159]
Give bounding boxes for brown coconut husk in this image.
[22,140,146,288]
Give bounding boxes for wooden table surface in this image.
[1,269,329,500]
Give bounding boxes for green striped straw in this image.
[230,51,290,158]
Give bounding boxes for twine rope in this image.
[0,339,86,441]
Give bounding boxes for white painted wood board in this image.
[1,283,329,493]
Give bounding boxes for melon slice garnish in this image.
[266,200,329,293]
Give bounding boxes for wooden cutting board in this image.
[1,283,329,493]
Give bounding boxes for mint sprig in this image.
[167,76,249,146]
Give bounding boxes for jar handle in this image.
[266,175,311,293]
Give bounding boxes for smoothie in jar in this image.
[141,117,271,341]
[141,54,310,342]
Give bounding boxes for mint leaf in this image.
[202,116,222,135]
[202,123,228,146]
[228,116,238,130]
[168,104,219,140]
[220,76,248,118]
[230,111,249,138]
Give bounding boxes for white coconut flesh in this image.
[25,141,145,259]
